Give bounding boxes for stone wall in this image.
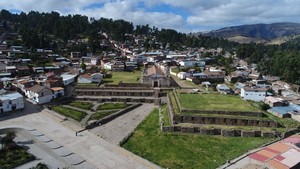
[162,126,284,138]
[76,97,154,103]
[172,115,280,128]
[85,103,142,130]
[181,109,264,117]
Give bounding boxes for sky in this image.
[1,0,300,33]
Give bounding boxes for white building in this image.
[177,72,191,80]
[0,92,24,114]
[240,87,268,102]
[26,84,53,104]
[78,73,103,83]
[51,87,65,99]
[60,74,77,86]
[91,57,100,65]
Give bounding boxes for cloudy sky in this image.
[1,0,300,32]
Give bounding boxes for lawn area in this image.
[122,109,274,169]
[161,104,171,126]
[102,71,142,84]
[97,103,129,110]
[0,146,35,169]
[89,111,117,120]
[51,106,87,121]
[69,101,93,110]
[178,93,259,112]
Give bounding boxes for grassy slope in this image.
[69,101,93,110]
[103,71,142,84]
[123,109,274,169]
[179,93,259,112]
[89,111,116,120]
[51,106,87,121]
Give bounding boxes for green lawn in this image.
[89,111,117,120]
[102,71,142,84]
[69,101,93,110]
[178,93,259,112]
[0,146,35,169]
[97,103,129,110]
[122,109,274,169]
[51,106,87,121]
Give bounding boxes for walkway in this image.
[0,106,160,169]
[90,103,155,145]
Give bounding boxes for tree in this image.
[259,103,270,111]
[1,131,16,150]
[80,62,86,70]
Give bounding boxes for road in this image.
[0,101,160,169]
[90,103,155,145]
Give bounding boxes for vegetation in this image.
[122,109,274,169]
[0,132,35,169]
[69,101,93,110]
[178,93,259,112]
[102,71,142,84]
[168,91,180,114]
[89,111,117,120]
[161,105,171,126]
[51,106,87,121]
[97,103,129,110]
[264,112,300,130]
[29,163,49,169]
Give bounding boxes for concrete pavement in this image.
[90,103,155,145]
[0,106,160,169]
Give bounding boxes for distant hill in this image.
[202,22,300,44]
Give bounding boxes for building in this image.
[177,72,191,80]
[216,84,232,94]
[26,84,53,104]
[60,74,77,86]
[264,96,286,107]
[0,92,24,114]
[240,87,267,101]
[51,87,65,99]
[78,73,103,83]
[142,65,170,87]
[249,134,300,169]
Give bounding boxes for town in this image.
[0,8,300,169]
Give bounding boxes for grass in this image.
[0,145,35,169]
[97,103,129,110]
[122,109,274,169]
[69,101,93,110]
[168,91,180,114]
[89,111,117,120]
[161,105,171,126]
[178,93,259,112]
[102,71,142,84]
[264,112,300,130]
[51,106,87,121]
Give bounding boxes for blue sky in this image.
[1,0,300,32]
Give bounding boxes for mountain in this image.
[202,22,300,43]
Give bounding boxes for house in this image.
[0,92,24,114]
[216,84,232,94]
[6,66,16,74]
[142,65,170,87]
[240,87,268,102]
[268,104,300,118]
[26,84,53,104]
[91,57,100,65]
[60,74,77,86]
[177,72,191,80]
[178,59,197,67]
[51,87,65,99]
[16,66,31,77]
[78,73,103,83]
[248,134,300,169]
[264,96,286,107]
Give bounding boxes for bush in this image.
[260,103,270,111]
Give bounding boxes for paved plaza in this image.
[0,101,160,169]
